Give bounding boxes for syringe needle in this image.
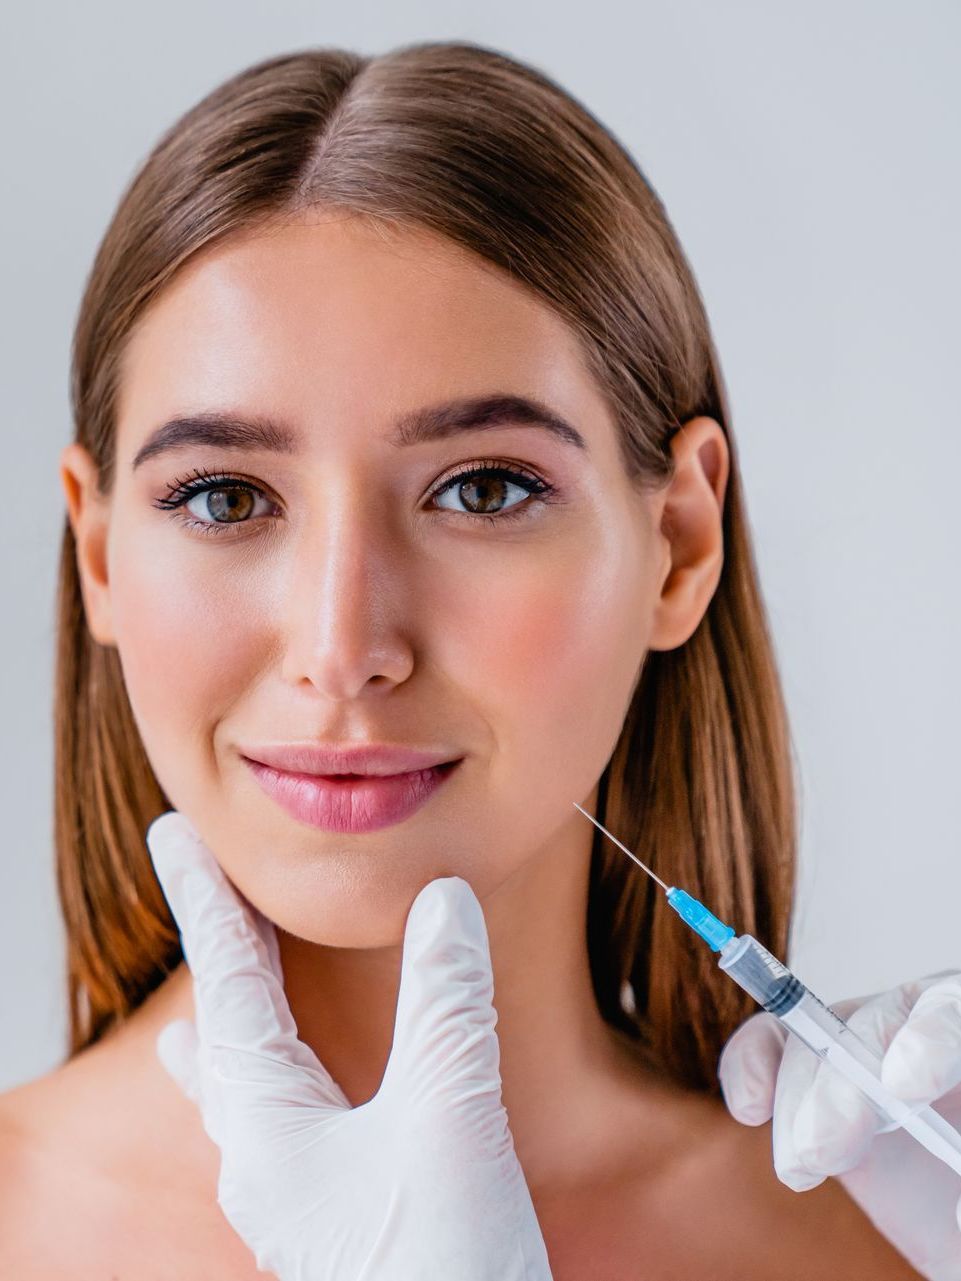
[572,801,671,892]
[573,801,735,950]
[573,807,961,1179]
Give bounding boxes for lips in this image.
[238,741,459,778]
[243,755,463,832]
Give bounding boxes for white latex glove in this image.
[718,970,961,1280]
[145,809,554,1281]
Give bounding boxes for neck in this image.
[273,805,634,1192]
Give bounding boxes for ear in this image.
[60,442,117,646]
[648,416,729,652]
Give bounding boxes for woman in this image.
[0,39,937,1277]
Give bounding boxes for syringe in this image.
[574,801,961,1179]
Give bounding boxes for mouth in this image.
[242,755,464,833]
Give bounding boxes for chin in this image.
[234,845,467,950]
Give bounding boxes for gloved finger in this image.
[771,1031,828,1191]
[880,971,961,1105]
[146,810,297,1054]
[156,1017,234,1148]
[792,972,961,1178]
[248,898,284,985]
[146,810,342,1100]
[157,1016,201,1104]
[717,1012,788,1125]
[386,876,501,1107]
[791,987,911,1180]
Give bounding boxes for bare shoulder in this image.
[0,1037,262,1281]
[537,1084,925,1281]
[0,1058,152,1269]
[666,1094,925,1279]
[0,1067,63,1183]
[0,1068,92,1274]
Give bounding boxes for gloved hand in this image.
[146,809,554,1281]
[717,970,961,1280]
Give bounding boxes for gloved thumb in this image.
[157,1016,202,1104]
[383,876,503,1111]
[718,1011,788,1125]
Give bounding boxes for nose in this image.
[277,490,416,700]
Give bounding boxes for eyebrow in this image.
[130,393,588,470]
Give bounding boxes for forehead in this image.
[116,212,608,460]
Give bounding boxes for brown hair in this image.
[57,39,797,1091]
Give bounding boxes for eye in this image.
[428,461,555,523]
[153,468,276,538]
[152,460,559,538]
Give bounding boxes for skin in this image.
[0,210,920,1278]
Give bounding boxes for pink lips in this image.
[238,741,456,777]
[242,755,463,833]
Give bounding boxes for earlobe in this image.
[59,443,116,647]
[647,417,729,653]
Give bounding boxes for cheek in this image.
[107,519,271,799]
[436,518,651,840]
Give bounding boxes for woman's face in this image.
[63,211,697,946]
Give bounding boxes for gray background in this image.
[2,1,958,1092]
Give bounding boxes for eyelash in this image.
[152,460,558,538]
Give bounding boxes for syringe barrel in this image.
[771,987,938,1137]
[718,934,925,1136]
[717,933,805,1014]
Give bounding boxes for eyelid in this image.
[427,456,551,495]
[153,457,561,535]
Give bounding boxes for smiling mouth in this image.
[243,756,464,832]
